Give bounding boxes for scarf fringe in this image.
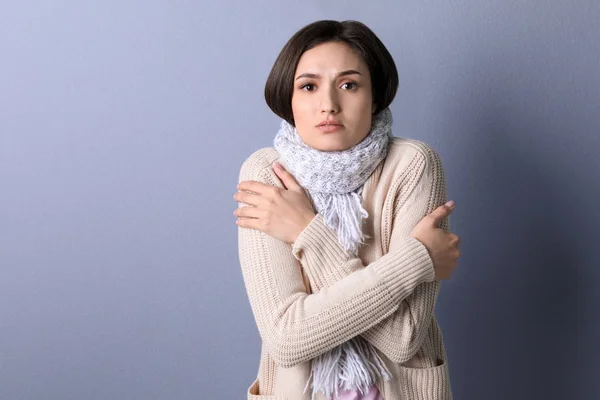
[303,337,392,400]
[314,192,369,256]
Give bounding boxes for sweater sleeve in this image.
[292,144,449,364]
[237,152,435,368]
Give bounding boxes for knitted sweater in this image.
[237,137,453,400]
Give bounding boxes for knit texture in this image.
[237,137,453,400]
[274,109,394,400]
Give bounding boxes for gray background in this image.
[1,1,598,399]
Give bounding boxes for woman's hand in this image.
[234,162,316,244]
[410,201,461,280]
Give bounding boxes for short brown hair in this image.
[264,20,399,126]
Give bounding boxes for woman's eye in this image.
[300,83,316,91]
[341,82,357,90]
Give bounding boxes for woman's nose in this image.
[319,88,339,113]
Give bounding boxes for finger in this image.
[454,235,461,247]
[236,217,262,231]
[237,180,273,195]
[234,191,263,207]
[234,205,262,219]
[273,162,302,192]
[427,201,455,227]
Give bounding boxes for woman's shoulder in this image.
[386,136,445,175]
[388,136,442,162]
[238,147,280,182]
[238,138,444,183]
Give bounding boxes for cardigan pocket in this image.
[397,358,452,400]
[247,377,287,400]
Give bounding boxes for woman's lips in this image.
[316,124,344,133]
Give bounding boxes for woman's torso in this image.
[244,137,452,400]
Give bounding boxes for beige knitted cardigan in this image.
[237,137,453,400]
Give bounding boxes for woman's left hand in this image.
[234,162,316,244]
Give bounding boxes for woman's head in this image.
[265,20,398,152]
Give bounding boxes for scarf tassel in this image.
[317,192,369,256]
[303,337,392,400]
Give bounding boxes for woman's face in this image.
[291,41,374,152]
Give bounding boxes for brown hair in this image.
[264,20,399,126]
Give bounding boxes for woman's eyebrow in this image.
[295,69,362,81]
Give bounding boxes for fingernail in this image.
[446,200,455,208]
[273,162,281,169]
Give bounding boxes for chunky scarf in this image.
[273,108,394,400]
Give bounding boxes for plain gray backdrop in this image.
[1,1,599,399]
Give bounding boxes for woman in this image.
[235,20,460,400]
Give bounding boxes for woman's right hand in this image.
[410,201,460,280]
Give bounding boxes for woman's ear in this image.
[372,102,378,114]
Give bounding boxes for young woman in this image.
[234,20,460,400]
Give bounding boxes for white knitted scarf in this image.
[273,108,394,400]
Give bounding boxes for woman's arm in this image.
[292,145,449,363]
[237,150,435,368]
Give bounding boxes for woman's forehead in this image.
[295,42,367,77]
